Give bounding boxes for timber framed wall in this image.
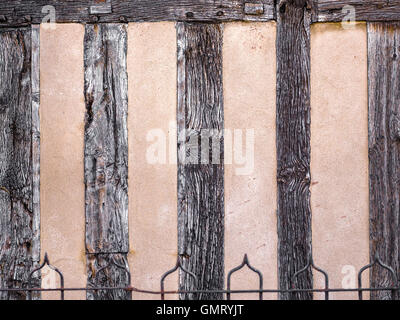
[0,0,399,300]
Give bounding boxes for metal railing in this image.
[0,252,398,300]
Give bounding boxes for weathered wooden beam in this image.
[177,22,224,300]
[0,0,274,26]
[316,1,400,22]
[0,27,40,300]
[3,1,400,25]
[368,22,400,300]
[276,0,313,300]
[31,25,41,300]
[84,23,130,300]
[3,0,400,25]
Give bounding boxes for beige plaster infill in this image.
[310,22,369,300]
[224,22,277,300]
[40,24,86,300]
[37,20,370,301]
[127,22,178,300]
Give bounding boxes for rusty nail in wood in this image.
[119,16,127,22]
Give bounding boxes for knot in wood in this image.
[278,164,310,185]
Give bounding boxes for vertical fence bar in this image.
[276,0,313,300]
[84,23,131,300]
[176,22,224,300]
[368,22,400,300]
[0,26,40,300]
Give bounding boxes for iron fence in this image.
[0,252,398,300]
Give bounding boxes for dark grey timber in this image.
[84,23,130,300]
[0,27,40,300]
[316,1,400,23]
[177,22,224,300]
[31,25,40,300]
[3,1,400,26]
[368,22,400,300]
[0,0,274,27]
[276,0,313,300]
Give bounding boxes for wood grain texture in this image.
[276,0,313,300]
[2,1,400,24]
[368,22,400,300]
[316,1,400,22]
[0,0,274,26]
[0,27,40,300]
[177,22,224,300]
[84,23,130,300]
[31,26,40,292]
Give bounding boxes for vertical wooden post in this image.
[0,27,40,300]
[368,22,400,300]
[276,0,313,300]
[176,22,224,300]
[31,26,40,293]
[84,24,130,300]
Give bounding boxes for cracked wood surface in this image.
[276,0,313,300]
[84,23,130,300]
[0,0,274,27]
[368,22,400,300]
[2,1,400,25]
[177,22,224,300]
[316,1,400,22]
[0,27,40,300]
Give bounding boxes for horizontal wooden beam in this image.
[316,1,400,22]
[0,0,274,26]
[2,1,400,25]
